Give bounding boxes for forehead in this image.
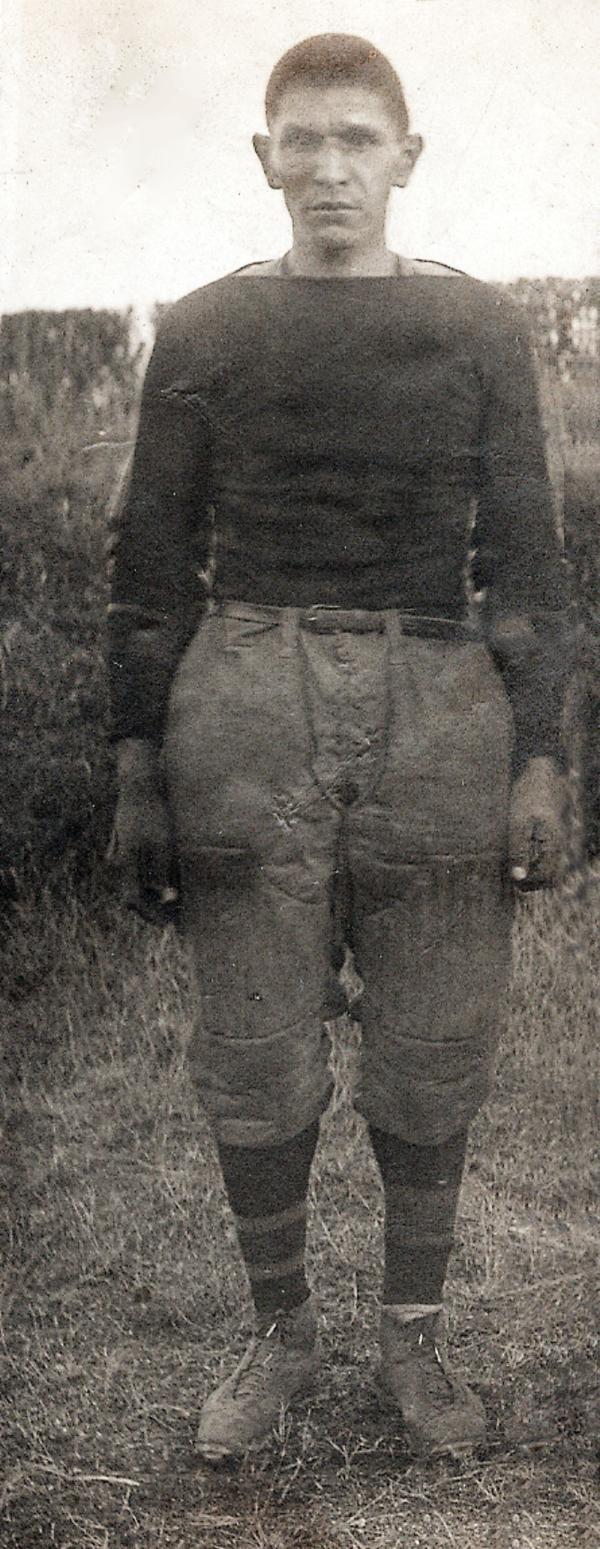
[270,82,401,137]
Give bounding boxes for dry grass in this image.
[1,873,599,1548]
[1,312,598,1546]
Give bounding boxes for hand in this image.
[508,755,566,891]
[107,740,180,925]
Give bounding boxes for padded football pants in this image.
[164,602,514,1146]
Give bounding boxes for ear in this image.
[393,133,423,189]
[253,132,282,190]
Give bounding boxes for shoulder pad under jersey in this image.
[404,257,469,278]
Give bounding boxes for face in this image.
[256,83,420,256]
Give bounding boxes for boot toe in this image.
[195,1380,272,1462]
[404,1387,487,1457]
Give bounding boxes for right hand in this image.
[508,755,566,891]
[107,741,180,925]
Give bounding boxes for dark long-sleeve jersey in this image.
[107,262,570,767]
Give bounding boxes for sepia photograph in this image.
[1,2,599,1545]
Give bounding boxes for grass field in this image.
[1,870,599,1549]
[1,311,599,1545]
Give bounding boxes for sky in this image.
[2,0,599,313]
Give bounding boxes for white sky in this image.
[2,0,599,312]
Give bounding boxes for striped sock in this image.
[368,1126,468,1306]
[217,1121,319,1322]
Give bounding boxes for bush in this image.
[563,442,600,859]
[0,361,136,901]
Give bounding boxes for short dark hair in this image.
[265,34,410,136]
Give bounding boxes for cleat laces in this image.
[410,1325,468,1409]
[230,1324,284,1399]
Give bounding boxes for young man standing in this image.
[108,36,568,1463]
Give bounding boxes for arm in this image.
[474,298,573,884]
[107,309,213,747]
[474,299,572,776]
[106,309,213,918]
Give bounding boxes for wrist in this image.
[116,738,161,788]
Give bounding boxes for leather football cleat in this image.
[195,1297,320,1465]
[377,1306,487,1457]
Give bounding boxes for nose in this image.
[313,143,348,185]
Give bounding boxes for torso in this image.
[153,263,560,610]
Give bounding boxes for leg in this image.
[349,633,514,1453]
[350,633,515,1144]
[165,607,338,1149]
[217,1121,320,1322]
[180,848,335,1150]
[163,608,338,1460]
[353,855,514,1145]
[368,1122,486,1455]
[351,856,512,1454]
[192,1120,322,1464]
[177,843,333,1463]
[368,1124,469,1309]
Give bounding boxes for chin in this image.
[318,231,357,254]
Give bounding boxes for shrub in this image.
[0,329,138,901]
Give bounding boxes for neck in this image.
[284,235,399,277]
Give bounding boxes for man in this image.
[107,34,569,1464]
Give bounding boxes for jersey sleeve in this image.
[106,311,213,744]
[473,298,572,772]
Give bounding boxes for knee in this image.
[188,1018,334,1147]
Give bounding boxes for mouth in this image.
[309,202,356,213]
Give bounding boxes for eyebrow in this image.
[279,122,384,142]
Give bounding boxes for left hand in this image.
[508,756,566,891]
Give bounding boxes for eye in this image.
[282,129,321,152]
